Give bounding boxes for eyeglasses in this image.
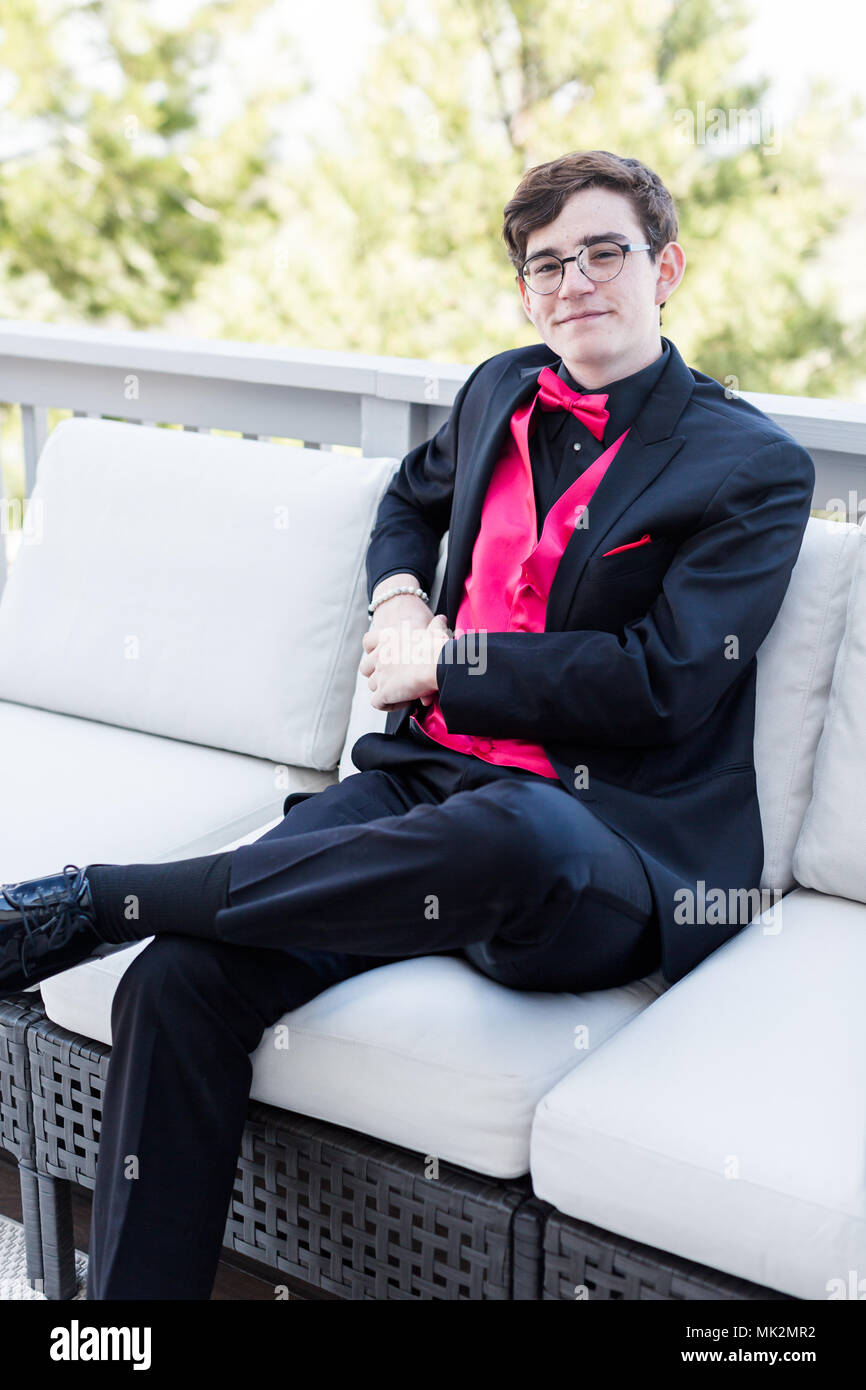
[519,241,652,293]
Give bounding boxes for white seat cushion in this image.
[0,418,399,770]
[39,933,668,1178]
[0,700,333,882]
[530,887,866,1299]
[754,517,860,893]
[794,521,866,901]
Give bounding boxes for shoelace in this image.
[4,863,91,969]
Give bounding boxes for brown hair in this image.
[503,150,678,303]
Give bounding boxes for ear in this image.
[654,242,686,308]
[517,276,534,322]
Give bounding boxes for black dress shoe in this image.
[0,863,130,998]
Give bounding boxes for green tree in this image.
[2,0,862,397]
[193,0,864,396]
[0,0,307,325]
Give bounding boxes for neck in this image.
[561,333,664,390]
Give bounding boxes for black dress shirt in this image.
[530,340,670,540]
[371,340,671,594]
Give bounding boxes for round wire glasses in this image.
[520,241,652,293]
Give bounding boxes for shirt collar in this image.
[556,340,670,443]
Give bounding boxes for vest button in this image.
[476,738,493,753]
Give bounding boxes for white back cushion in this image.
[794,522,866,899]
[0,418,399,770]
[755,516,860,893]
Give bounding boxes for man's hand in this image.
[367,589,434,642]
[361,610,452,713]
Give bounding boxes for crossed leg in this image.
[86,765,657,1298]
[210,771,658,992]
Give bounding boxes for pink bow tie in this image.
[536,366,609,441]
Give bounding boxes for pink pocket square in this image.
[602,532,652,557]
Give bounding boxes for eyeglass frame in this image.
[519,240,653,293]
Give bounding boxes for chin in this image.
[558,333,615,358]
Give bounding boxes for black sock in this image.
[85,852,234,944]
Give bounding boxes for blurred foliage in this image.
[0,0,303,324]
[0,0,864,395]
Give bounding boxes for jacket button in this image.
[572,442,581,452]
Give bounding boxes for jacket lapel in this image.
[444,337,694,631]
[444,351,550,621]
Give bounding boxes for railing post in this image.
[20,404,48,497]
[360,395,418,459]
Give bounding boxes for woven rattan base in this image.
[0,991,50,1291]
[19,1008,802,1302]
[25,1011,537,1299]
[228,1099,532,1299]
[541,1209,796,1300]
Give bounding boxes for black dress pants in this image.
[86,719,659,1300]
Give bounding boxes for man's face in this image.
[517,185,684,385]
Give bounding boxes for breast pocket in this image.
[572,537,677,633]
[602,532,653,558]
[594,535,676,582]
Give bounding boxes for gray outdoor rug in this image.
[0,1213,86,1300]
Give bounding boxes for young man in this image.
[0,151,814,1298]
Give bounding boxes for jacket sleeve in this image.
[369,565,427,597]
[435,437,816,748]
[365,360,487,605]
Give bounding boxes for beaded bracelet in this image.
[367,584,429,618]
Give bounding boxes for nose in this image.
[556,259,595,297]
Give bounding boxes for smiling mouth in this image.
[559,311,608,323]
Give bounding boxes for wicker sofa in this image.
[1,414,864,1300]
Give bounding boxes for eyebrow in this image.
[526,231,630,257]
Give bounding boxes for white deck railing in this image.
[1,317,865,595]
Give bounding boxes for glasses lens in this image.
[522,256,562,293]
[580,242,625,281]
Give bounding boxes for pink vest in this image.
[411,387,630,776]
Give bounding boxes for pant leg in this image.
[87,772,656,1298]
[87,770,424,1301]
[208,779,657,984]
[462,810,659,992]
[85,935,389,1301]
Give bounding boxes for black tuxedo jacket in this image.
[364,336,815,983]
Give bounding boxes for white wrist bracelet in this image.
[368,585,429,618]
